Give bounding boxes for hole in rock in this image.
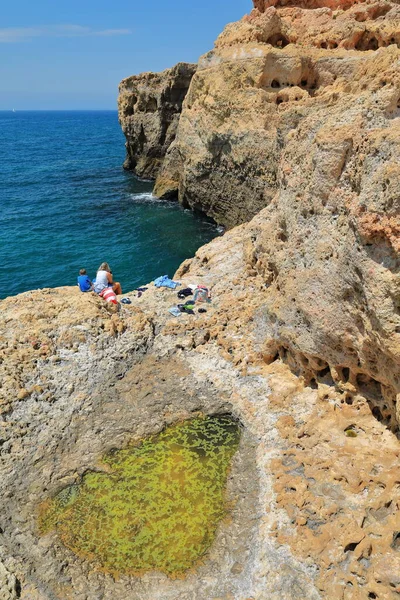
[38,415,241,577]
[317,366,331,378]
[168,86,190,105]
[391,532,400,550]
[138,125,146,149]
[344,541,361,553]
[271,80,280,88]
[146,97,158,112]
[368,593,377,599]
[356,34,379,51]
[342,367,350,382]
[371,4,392,18]
[356,373,381,398]
[267,34,289,48]
[372,406,383,422]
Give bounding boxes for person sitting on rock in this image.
[77,268,93,292]
[93,262,122,296]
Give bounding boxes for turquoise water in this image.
[0,111,218,299]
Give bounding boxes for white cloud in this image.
[0,25,131,43]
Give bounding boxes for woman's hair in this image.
[98,262,111,272]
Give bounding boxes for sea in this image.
[0,111,219,299]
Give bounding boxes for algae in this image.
[38,415,241,576]
[344,425,358,438]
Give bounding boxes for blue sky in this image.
[0,0,250,110]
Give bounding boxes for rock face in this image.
[152,0,400,228]
[118,62,196,180]
[119,0,400,425]
[137,1,400,421]
[254,0,377,10]
[1,1,400,599]
[0,258,399,599]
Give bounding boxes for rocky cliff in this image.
[153,0,400,228]
[1,1,400,599]
[119,0,400,426]
[118,62,196,180]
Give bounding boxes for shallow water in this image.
[39,415,241,576]
[0,111,219,299]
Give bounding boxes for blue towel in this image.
[154,275,180,289]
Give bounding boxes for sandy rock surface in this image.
[152,0,400,230]
[0,241,399,599]
[118,0,400,444]
[1,0,399,598]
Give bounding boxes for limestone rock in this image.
[254,0,377,10]
[0,277,399,599]
[153,0,400,227]
[0,562,19,600]
[1,1,400,599]
[118,62,196,180]
[151,0,400,434]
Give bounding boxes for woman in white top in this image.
[94,262,122,295]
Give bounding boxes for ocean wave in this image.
[129,192,166,203]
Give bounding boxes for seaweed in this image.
[38,415,240,577]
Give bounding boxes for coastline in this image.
[1,0,400,597]
[0,109,219,300]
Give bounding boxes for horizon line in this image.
[0,108,119,112]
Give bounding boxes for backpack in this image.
[193,286,211,303]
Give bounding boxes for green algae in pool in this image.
[38,415,240,576]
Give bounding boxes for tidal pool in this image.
[38,415,241,576]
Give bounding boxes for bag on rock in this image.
[193,286,210,303]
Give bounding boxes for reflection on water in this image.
[38,415,240,577]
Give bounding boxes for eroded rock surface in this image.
[1,1,400,599]
[118,62,196,180]
[151,0,400,228]
[126,0,400,436]
[0,253,399,598]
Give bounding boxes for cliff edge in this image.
[118,62,196,180]
[118,0,400,429]
[153,0,400,228]
[0,2,399,599]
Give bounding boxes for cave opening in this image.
[267,33,290,48]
